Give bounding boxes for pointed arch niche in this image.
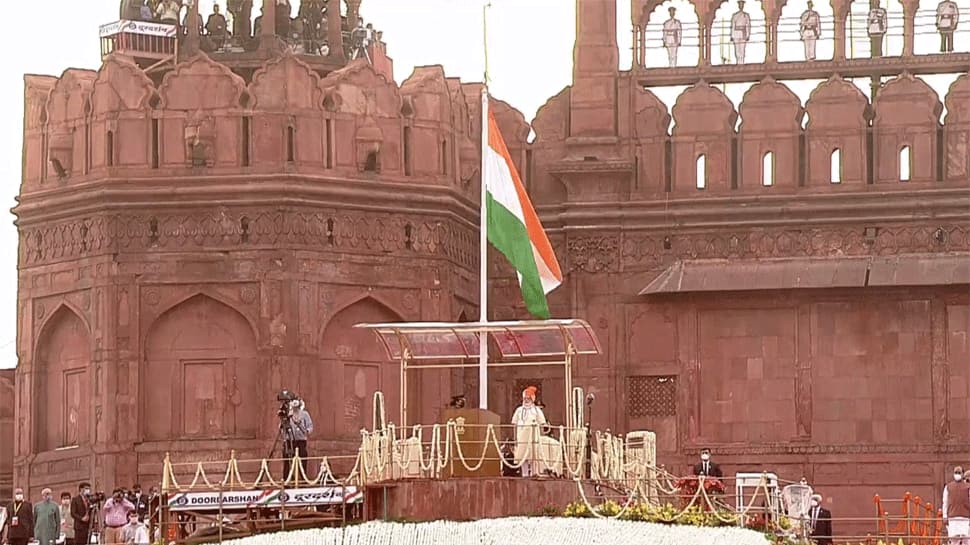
[846,0,905,59]
[320,297,410,436]
[34,305,91,452]
[712,0,767,65]
[143,294,257,441]
[643,0,701,68]
[777,0,836,62]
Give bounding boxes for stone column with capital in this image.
[699,11,715,66]
[765,2,782,62]
[831,0,849,61]
[902,0,918,56]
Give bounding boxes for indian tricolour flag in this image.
[483,105,562,319]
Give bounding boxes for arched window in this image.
[762,151,774,187]
[830,149,841,184]
[696,155,707,190]
[899,146,911,181]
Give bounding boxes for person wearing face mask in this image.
[70,483,92,545]
[126,485,149,522]
[808,493,833,545]
[943,466,970,544]
[2,488,34,545]
[33,488,59,545]
[511,386,547,478]
[58,493,74,545]
[693,448,723,478]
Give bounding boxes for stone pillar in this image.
[327,0,345,61]
[766,6,781,62]
[700,11,715,66]
[902,0,918,56]
[831,0,849,61]
[570,0,619,137]
[184,0,201,55]
[930,298,950,440]
[347,0,361,30]
[260,0,277,50]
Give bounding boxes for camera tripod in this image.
[268,412,296,473]
[88,503,102,544]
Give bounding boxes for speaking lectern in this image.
[441,408,502,477]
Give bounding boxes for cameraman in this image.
[70,483,92,545]
[102,488,134,544]
[283,400,314,481]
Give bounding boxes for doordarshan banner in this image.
[167,486,362,511]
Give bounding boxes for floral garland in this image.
[222,517,774,545]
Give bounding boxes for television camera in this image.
[277,389,301,418]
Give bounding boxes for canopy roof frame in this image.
[353,320,602,428]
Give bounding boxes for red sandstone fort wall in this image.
[9,0,970,538]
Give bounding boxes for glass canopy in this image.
[354,320,601,361]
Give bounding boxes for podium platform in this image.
[442,408,502,477]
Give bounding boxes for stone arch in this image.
[634,88,672,194]
[643,0,702,68]
[91,54,156,115]
[142,294,258,441]
[712,0,768,65]
[671,84,737,193]
[319,60,402,118]
[943,74,970,181]
[400,65,453,123]
[804,77,871,186]
[157,54,248,110]
[320,296,406,436]
[46,69,97,126]
[34,304,92,452]
[250,54,323,111]
[777,0,836,62]
[846,0,905,59]
[249,55,325,165]
[738,78,803,189]
[873,74,942,184]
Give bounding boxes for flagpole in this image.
[478,2,491,411]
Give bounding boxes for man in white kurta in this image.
[800,1,821,60]
[511,387,547,478]
[943,467,970,545]
[662,7,683,68]
[731,1,751,64]
[937,0,959,53]
[867,0,888,57]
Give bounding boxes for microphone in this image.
[585,393,595,406]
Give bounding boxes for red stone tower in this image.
[12,0,534,494]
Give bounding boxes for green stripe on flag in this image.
[486,193,550,319]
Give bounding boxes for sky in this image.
[0,0,965,369]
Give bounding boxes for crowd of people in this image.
[659,0,960,67]
[0,483,158,545]
[118,0,382,59]
[690,450,970,545]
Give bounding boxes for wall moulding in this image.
[562,223,970,273]
[18,209,478,272]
